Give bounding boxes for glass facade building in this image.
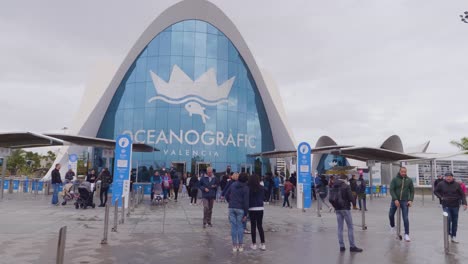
[95,20,274,179]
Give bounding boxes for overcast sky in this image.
[1,0,467,153]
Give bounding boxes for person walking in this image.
[389,167,414,242]
[329,174,363,253]
[199,167,218,228]
[161,171,172,202]
[248,174,266,251]
[273,174,280,201]
[283,178,294,208]
[290,172,297,199]
[356,174,367,211]
[349,175,358,210]
[51,164,62,206]
[189,173,199,205]
[434,172,467,243]
[172,174,181,202]
[225,173,249,252]
[318,175,333,212]
[97,168,112,207]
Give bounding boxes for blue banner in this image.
[112,134,133,207]
[297,142,312,209]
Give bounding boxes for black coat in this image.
[51,169,62,184]
[434,180,467,208]
[331,180,353,210]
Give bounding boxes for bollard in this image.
[361,199,367,230]
[8,178,13,194]
[101,203,110,244]
[443,212,449,253]
[127,193,132,217]
[302,189,306,212]
[317,196,322,217]
[111,199,119,232]
[422,188,425,206]
[56,226,67,264]
[120,196,125,224]
[396,207,402,240]
[131,191,135,212]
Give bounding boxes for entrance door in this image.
[196,162,211,176]
[171,161,186,177]
[240,163,253,174]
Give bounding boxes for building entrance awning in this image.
[0,132,158,152]
[247,150,297,159]
[312,146,421,162]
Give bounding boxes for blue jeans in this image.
[389,200,410,235]
[229,208,245,245]
[163,188,169,199]
[443,207,460,237]
[51,183,60,205]
[336,210,356,248]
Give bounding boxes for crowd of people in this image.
[51,163,468,253]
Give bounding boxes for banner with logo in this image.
[297,142,312,209]
[112,134,133,207]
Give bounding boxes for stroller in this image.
[61,183,78,206]
[151,183,164,205]
[74,182,96,209]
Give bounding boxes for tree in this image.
[450,137,468,152]
[7,149,26,175]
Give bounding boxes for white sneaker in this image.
[250,244,257,250]
[451,236,459,243]
[404,234,411,242]
[390,227,395,234]
[238,246,244,252]
[260,244,266,251]
[232,246,238,252]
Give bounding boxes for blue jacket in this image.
[222,180,234,197]
[249,188,264,209]
[150,175,162,184]
[172,177,181,189]
[225,181,249,216]
[198,176,218,199]
[273,177,280,188]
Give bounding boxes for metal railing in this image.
[111,198,119,232]
[101,202,110,244]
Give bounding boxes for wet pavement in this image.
[0,193,467,264]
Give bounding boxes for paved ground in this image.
[0,192,467,264]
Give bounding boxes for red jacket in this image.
[284,182,294,194]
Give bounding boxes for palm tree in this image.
[450,137,468,152]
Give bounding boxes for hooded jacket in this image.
[225,181,249,216]
[331,179,354,210]
[389,173,414,201]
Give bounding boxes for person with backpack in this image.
[389,167,414,242]
[329,174,363,253]
[356,174,367,211]
[161,171,172,201]
[318,175,333,212]
[434,172,467,243]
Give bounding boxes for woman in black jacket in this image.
[248,174,266,251]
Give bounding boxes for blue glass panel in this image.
[170,31,184,56]
[159,32,172,56]
[183,20,196,32]
[194,32,207,58]
[183,31,195,56]
[206,34,217,59]
[195,20,207,33]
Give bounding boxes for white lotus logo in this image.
[148,65,235,123]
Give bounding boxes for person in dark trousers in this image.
[161,171,172,201]
[86,169,97,183]
[283,179,294,208]
[51,164,62,205]
[290,173,297,199]
[434,172,467,243]
[434,175,444,205]
[318,175,333,212]
[389,167,414,242]
[248,174,266,251]
[225,173,249,252]
[349,175,358,210]
[189,173,199,205]
[172,175,181,202]
[97,168,112,207]
[199,167,218,228]
[356,174,367,211]
[330,174,363,253]
[273,174,280,201]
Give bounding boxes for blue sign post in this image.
[297,142,312,209]
[112,134,133,207]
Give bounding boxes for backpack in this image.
[329,184,346,209]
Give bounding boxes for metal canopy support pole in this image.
[1,156,8,200]
[369,163,373,201]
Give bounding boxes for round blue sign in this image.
[69,154,78,163]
